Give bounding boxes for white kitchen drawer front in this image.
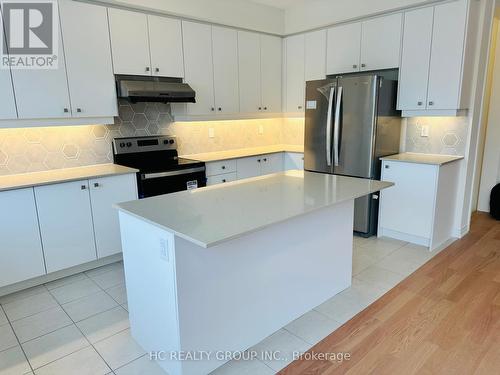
[207,172,238,186]
[380,161,437,239]
[89,174,138,259]
[206,159,237,176]
[0,188,46,288]
[35,180,97,273]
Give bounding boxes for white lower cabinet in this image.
[0,188,45,288]
[207,172,237,186]
[284,152,304,170]
[35,180,97,273]
[89,174,138,258]
[378,160,460,250]
[237,153,284,179]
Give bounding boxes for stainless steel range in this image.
[112,135,206,198]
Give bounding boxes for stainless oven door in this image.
[138,167,206,198]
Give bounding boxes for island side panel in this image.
[175,200,354,375]
[118,211,182,375]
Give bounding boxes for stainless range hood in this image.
[116,75,196,103]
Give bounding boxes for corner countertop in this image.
[115,170,393,248]
[380,153,464,166]
[0,164,138,192]
[181,144,304,162]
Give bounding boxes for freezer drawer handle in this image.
[141,167,206,180]
[333,86,342,167]
[326,87,335,167]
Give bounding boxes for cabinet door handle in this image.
[258,107,262,110]
[361,63,366,68]
[81,185,87,190]
[218,107,222,111]
[428,101,434,106]
[155,67,160,73]
[417,101,423,106]
[145,67,150,72]
[352,64,357,69]
[63,108,69,113]
[385,165,390,169]
[94,182,99,188]
[263,158,267,162]
[298,106,302,110]
[211,107,215,111]
[222,179,226,183]
[257,159,261,163]
[221,165,226,170]
[264,107,268,110]
[76,108,82,113]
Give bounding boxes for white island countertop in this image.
[115,170,393,248]
[380,153,464,165]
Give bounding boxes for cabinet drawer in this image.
[206,159,237,176]
[207,172,237,186]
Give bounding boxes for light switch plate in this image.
[258,125,264,135]
[208,128,215,138]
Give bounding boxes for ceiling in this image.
[249,0,305,10]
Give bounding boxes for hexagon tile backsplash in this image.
[0,102,296,176]
[404,117,468,156]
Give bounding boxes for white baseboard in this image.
[378,227,430,247]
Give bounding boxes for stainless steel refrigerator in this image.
[304,74,401,236]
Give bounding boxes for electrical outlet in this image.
[208,128,215,138]
[421,125,429,137]
[258,125,264,135]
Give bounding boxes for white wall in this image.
[478,19,500,211]
[284,0,440,34]
[100,0,285,34]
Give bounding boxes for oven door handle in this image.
[141,167,206,180]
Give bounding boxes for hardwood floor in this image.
[280,213,500,375]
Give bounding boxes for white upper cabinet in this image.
[426,0,468,110]
[11,22,71,119]
[108,8,151,76]
[398,0,475,114]
[0,67,17,120]
[326,23,362,75]
[260,35,282,113]
[305,30,327,81]
[285,34,305,113]
[398,7,434,111]
[148,15,184,78]
[183,21,215,115]
[59,0,117,118]
[360,13,402,71]
[212,26,240,114]
[238,31,262,113]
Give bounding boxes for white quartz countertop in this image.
[380,153,464,165]
[115,170,393,248]
[0,164,138,192]
[181,144,304,162]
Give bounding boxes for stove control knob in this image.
[169,139,174,144]
[119,142,125,148]
[126,142,132,147]
[163,140,168,145]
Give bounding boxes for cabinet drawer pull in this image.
[417,101,423,106]
[221,165,226,170]
[155,67,160,73]
[145,67,150,72]
[257,159,261,163]
[264,107,268,110]
[263,158,267,162]
[81,185,87,190]
[385,165,390,169]
[361,63,366,68]
[94,182,99,188]
[211,107,215,111]
[222,179,226,183]
[428,101,434,106]
[76,108,82,113]
[63,108,69,113]
[218,107,222,111]
[352,64,357,69]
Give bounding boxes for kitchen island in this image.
[115,170,393,375]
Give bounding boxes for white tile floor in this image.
[0,236,439,375]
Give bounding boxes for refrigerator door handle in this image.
[326,87,335,167]
[333,86,343,167]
